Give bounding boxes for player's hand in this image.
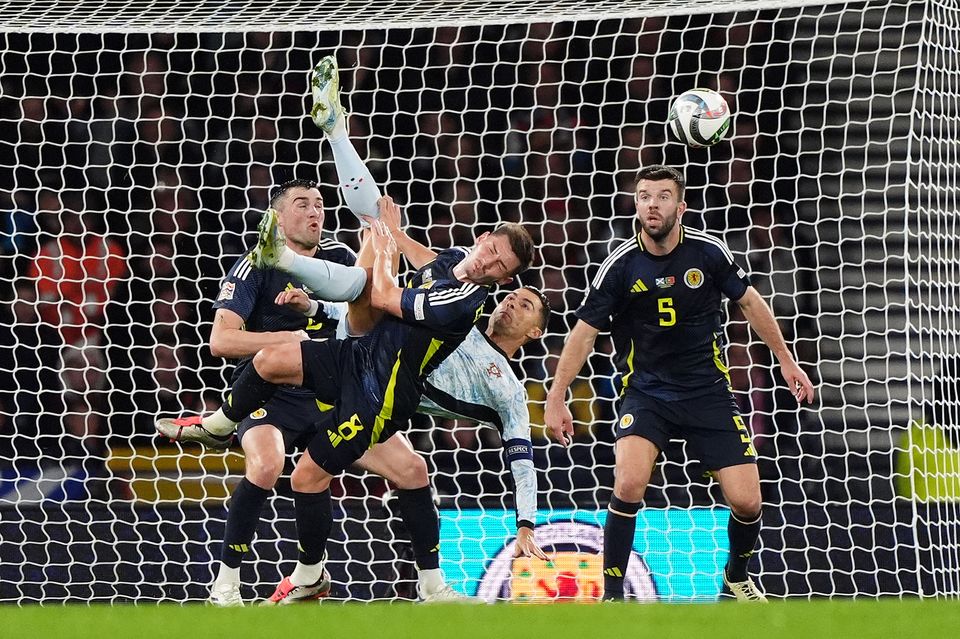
[781,360,815,404]
[377,195,403,235]
[513,527,548,561]
[544,395,574,447]
[290,329,310,342]
[369,219,397,260]
[275,288,311,314]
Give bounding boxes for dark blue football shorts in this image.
[299,338,400,475]
[615,387,757,470]
[236,387,333,452]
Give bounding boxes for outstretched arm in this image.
[545,320,601,446]
[502,431,548,560]
[208,308,307,358]
[509,455,547,560]
[735,286,815,404]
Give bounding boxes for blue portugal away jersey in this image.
[576,226,750,400]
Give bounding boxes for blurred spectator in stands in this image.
[0,398,12,468]
[8,189,126,467]
[0,189,39,282]
[27,189,127,353]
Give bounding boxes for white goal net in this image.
[1,0,957,602]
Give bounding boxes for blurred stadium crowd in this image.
[0,16,818,508]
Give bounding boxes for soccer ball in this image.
[667,88,731,147]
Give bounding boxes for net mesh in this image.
[0,0,957,602]
[906,0,960,597]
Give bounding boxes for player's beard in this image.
[467,260,497,285]
[641,212,677,241]
[292,222,322,251]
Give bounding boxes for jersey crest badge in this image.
[655,276,676,289]
[684,268,704,289]
[250,408,267,419]
[619,414,634,429]
[217,281,236,301]
[486,363,503,378]
[422,268,433,283]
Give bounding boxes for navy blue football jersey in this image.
[213,238,357,386]
[576,226,750,400]
[352,246,489,440]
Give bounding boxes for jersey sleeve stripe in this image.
[685,228,737,263]
[427,284,480,305]
[428,285,478,300]
[319,239,358,256]
[226,255,248,279]
[234,259,253,281]
[590,238,639,289]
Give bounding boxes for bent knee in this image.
[612,467,651,503]
[245,455,284,489]
[729,497,763,520]
[613,484,646,503]
[253,344,300,382]
[727,486,763,519]
[291,463,329,493]
[392,455,429,490]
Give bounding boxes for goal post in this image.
[1,0,957,602]
[905,0,960,597]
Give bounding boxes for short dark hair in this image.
[521,285,551,332]
[635,165,685,201]
[269,179,319,208]
[490,223,535,275]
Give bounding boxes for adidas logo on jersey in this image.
[630,279,648,293]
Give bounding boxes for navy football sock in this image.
[397,486,441,571]
[294,489,333,565]
[725,510,762,582]
[221,364,278,423]
[220,478,271,569]
[603,495,641,600]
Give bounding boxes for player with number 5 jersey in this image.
[576,209,752,401]
[545,164,815,603]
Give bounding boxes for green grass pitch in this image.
[3,600,959,639]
